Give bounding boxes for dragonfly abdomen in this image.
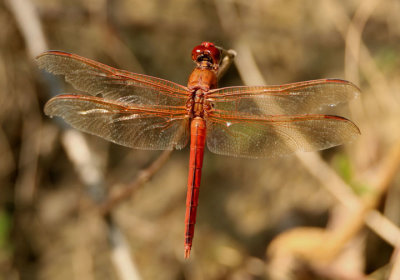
[184,117,206,258]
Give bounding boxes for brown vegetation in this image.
[1,0,400,279]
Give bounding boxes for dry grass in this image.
[1,0,400,279]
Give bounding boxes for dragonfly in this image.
[37,42,360,258]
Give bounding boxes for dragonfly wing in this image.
[36,51,189,106]
[206,114,360,158]
[207,79,360,115]
[45,95,189,150]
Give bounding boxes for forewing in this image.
[45,95,189,150]
[36,51,189,106]
[207,79,360,116]
[206,114,360,158]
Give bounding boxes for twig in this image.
[99,150,173,215]
[364,140,400,247]
[217,47,237,80]
[343,0,379,86]
[389,246,400,280]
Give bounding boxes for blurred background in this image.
[1,0,400,279]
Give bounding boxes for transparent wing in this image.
[36,51,189,106]
[45,95,189,150]
[207,79,360,115]
[206,114,360,158]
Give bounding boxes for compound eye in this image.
[203,42,220,64]
[191,42,221,64]
[191,45,205,62]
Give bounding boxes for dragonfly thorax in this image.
[185,89,212,119]
[187,67,218,92]
[186,89,204,118]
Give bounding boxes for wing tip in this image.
[43,98,57,117]
[325,78,361,99]
[43,95,79,117]
[36,51,75,70]
[323,115,361,135]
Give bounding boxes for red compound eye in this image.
[191,42,221,64]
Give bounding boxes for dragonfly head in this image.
[191,42,221,69]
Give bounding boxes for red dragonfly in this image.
[37,42,360,258]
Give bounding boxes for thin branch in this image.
[99,149,173,216]
[217,48,237,80]
[343,0,379,86]
[389,246,400,280]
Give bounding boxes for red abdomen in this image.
[184,117,206,258]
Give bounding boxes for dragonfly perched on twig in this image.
[37,42,360,258]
